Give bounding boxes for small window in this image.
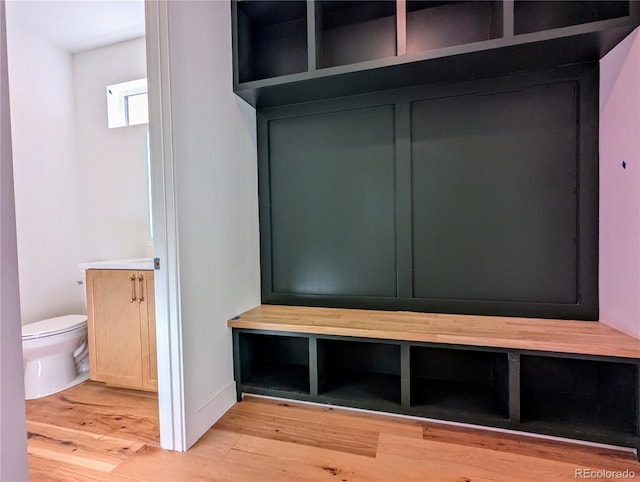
[107,78,148,128]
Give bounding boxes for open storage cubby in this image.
[410,346,509,418]
[236,0,308,83]
[316,1,397,69]
[514,1,630,35]
[521,355,638,434]
[238,332,310,394]
[318,339,401,405]
[406,1,503,55]
[232,0,640,107]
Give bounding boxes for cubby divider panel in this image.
[521,355,637,434]
[318,339,401,405]
[237,1,308,83]
[239,333,310,394]
[411,346,509,418]
[316,1,397,69]
[514,1,630,35]
[407,1,503,55]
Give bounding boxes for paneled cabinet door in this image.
[86,269,157,391]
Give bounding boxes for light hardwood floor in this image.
[26,381,639,481]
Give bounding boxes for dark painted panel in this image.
[411,81,578,304]
[269,106,397,297]
[259,64,597,319]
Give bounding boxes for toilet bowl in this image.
[22,315,90,400]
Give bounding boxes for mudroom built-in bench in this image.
[229,305,640,458]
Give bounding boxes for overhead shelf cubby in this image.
[514,1,630,35]
[406,1,503,54]
[236,0,308,83]
[315,0,397,69]
[232,0,639,107]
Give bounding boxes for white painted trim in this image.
[0,1,29,477]
[144,0,186,452]
[186,381,237,448]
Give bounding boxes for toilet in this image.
[22,315,90,400]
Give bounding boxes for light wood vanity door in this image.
[139,271,158,391]
[86,269,143,389]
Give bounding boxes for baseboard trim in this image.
[186,380,237,449]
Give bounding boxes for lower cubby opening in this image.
[318,339,401,405]
[238,333,310,394]
[521,355,637,435]
[411,346,509,418]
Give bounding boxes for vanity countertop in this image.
[79,258,154,271]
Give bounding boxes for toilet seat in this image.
[22,315,87,340]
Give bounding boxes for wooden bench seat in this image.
[228,304,640,359]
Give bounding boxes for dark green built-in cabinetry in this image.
[230,1,640,455]
[258,66,600,320]
[232,1,640,321]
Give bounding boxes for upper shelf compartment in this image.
[514,1,630,35]
[316,1,397,68]
[406,1,503,54]
[235,0,308,83]
[232,0,640,107]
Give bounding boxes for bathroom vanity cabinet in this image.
[86,269,157,391]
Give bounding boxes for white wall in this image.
[0,0,28,478]
[149,0,260,449]
[74,37,151,263]
[5,10,83,324]
[599,28,640,339]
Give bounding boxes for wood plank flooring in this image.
[26,381,640,481]
[228,305,640,358]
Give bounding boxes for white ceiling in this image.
[5,0,145,53]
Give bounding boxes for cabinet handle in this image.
[130,275,136,303]
[138,275,145,303]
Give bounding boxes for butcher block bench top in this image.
[228,305,640,359]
